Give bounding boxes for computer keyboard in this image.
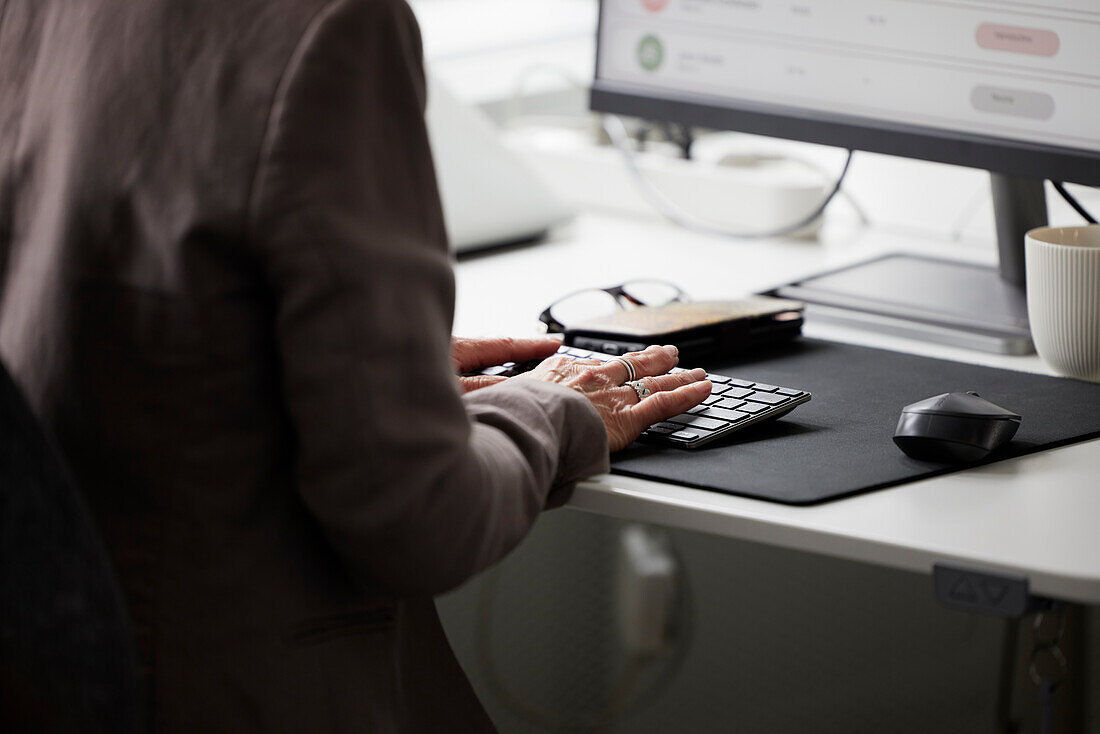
[472,345,811,449]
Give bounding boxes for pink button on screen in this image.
[976,23,1060,57]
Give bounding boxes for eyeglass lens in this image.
[547,280,686,330]
[618,280,685,306]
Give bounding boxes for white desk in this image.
[453,210,1100,605]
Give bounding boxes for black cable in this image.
[1051,181,1097,224]
[641,121,695,160]
[661,122,695,160]
[605,114,852,240]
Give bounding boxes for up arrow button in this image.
[949,576,979,603]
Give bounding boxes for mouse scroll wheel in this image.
[966,391,980,397]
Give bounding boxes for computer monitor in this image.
[590,1,1100,353]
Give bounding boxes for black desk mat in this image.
[610,339,1100,505]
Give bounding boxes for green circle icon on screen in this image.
[637,35,664,72]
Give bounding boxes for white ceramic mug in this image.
[1025,224,1100,380]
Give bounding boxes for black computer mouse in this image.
[893,392,1021,463]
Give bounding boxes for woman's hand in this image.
[515,344,711,452]
[451,336,563,393]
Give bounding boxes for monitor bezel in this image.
[590,85,1100,187]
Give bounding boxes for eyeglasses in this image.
[538,279,689,333]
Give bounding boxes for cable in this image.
[1051,181,1097,224]
[647,120,869,225]
[603,114,854,240]
[758,152,870,227]
[473,530,695,732]
[945,182,992,242]
[656,121,695,160]
[595,532,695,731]
[497,63,866,235]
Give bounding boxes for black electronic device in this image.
[564,297,803,362]
[893,392,1021,463]
[590,4,1100,353]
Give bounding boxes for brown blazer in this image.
[0,0,610,731]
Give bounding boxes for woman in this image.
[0,0,709,730]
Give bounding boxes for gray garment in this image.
[0,0,610,731]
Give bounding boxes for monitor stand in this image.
[772,174,1046,355]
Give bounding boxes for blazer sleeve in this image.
[246,0,609,595]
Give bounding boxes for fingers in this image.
[451,335,563,372]
[603,345,679,383]
[629,369,707,399]
[629,379,712,428]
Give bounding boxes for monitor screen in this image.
[591,1,1100,186]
